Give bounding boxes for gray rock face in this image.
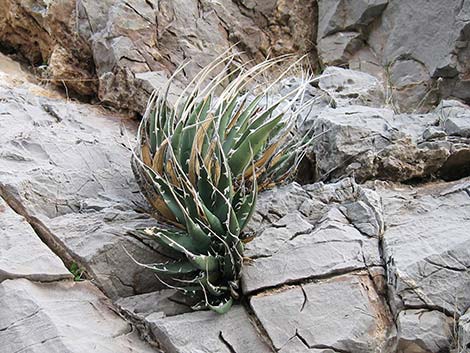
[318,0,388,39]
[117,178,395,353]
[307,97,470,183]
[147,306,271,353]
[0,0,97,97]
[396,310,454,353]
[0,79,164,299]
[378,178,470,318]
[459,310,470,353]
[317,66,385,108]
[0,278,156,353]
[317,0,470,112]
[250,272,395,352]
[0,0,317,113]
[242,178,383,293]
[0,198,72,282]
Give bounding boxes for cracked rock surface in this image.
[378,178,470,318]
[0,0,317,113]
[298,67,470,184]
[0,198,72,282]
[1,5,470,350]
[316,0,470,113]
[0,58,166,299]
[0,279,156,353]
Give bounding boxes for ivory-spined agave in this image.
[131,54,314,314]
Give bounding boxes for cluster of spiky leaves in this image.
[131,54,314,313]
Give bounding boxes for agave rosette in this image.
[131,54,315,313]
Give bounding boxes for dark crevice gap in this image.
[0,185,81,274]
[296,330,352,353]
[116,305,162,350]
[246,267,370,298]
[378,230,399,329]
[219,332,237,353]
[299,285,308,312]
[242,297,277,352]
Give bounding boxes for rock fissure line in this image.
[376,233,398,329]
[243,298,278,352]
[218,332,237,353]
[246,267,375,297]
[0,185,79,272]
[115,304,162,349]
[0,308,42,332]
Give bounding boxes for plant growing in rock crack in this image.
[130,53,315,314]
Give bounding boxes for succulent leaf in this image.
[130,54,314,314]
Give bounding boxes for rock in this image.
[242,178,383,293]
[396,310,454,353]
[439,100,470,138]
[0,278,156,353]
[0,0,97,97]
[0,0,318,113]
[116,289,191,320]
[317,67,385,108]
[317,0,470,112]
[378,178,470,318]
[278,337,336,353]
[317,0,389,39]
[317,31,362,67]
[459,310,470,353]
[250,272,396,352]
[0,198,72,282]
[309,100,470,182]
[0,77,164,299]
[146,306,272,353]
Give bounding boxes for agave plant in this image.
[131,54,314,313]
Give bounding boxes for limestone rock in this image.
[0,198,72,282]
[0,80,164,299]
[317,31,362,67]
[146,306,272,353]
[0,278,156,353]
[250,272,396,352]
[0,0,318,113]
[309,100,470,183]
[317,0,470,112]
[317,67,385,108]
[459,310,470,353]
[0,0,96,97]
[317,0,389,39]
[242,178,383,293]
[396,310,454,353]
[378,178,470,317]
[116,289,191,320]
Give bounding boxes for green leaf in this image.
[148,260,198,275]
[228,113,284,175]
[208,297,233,314]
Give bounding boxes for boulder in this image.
[317,66,385,108]
[0,278,156,353]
